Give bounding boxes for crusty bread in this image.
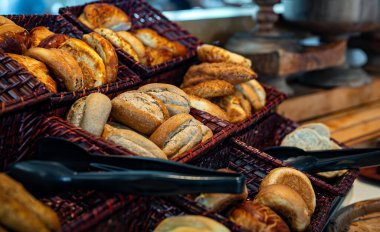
[235,79,266,111]
[229,201,290,232]
[26,47,84,91]
[153,215,230,232]
[7,53,57,93]
[102,124,167,159]
[187,94,229,121]
[0,24,31,54]
[149,113,202,158]
[214,95,249,123]
[260,167,316,216]
[138,83,190,116]
[38,34,69,49]
[29,26,54,47]
[95,28,139,62]
[197,44,251,68]
[182,80,234,99]
[0,16,16,26]
[299,123,331,139]
[145,47,173,66]
[60,38,107,88]
[235,91,251,116]
[254,184,310,232]
[117,31,146,61]
[83,32,118,83]
[66,93,111,136]
[111,91,170,135]
[196,120,213,142]
[280,128,332,151]
[79,3,131,31]
[182,62,256,88]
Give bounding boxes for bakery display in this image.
[153,215,230,232]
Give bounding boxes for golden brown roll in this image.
[138,83,190,116]
[197,120,213,142]
[79,3,131,31]
[59,38,107,88]
[182,80,235,99]
[254,184,310,232]
[153,215,230,232]
[260,167,316,216]
[29,26,54,47]
[82,32,118,83]
[26,47,84,91]
[0,16,17,26]
[102,123,167,159]
[117,31,146,61]
[0,22,30,54]
[7,53,57,93]
[214,95,250,123]
[235,79,266,111]
[187,95,229,122]
[229,201,290,232]
[150,113,202,158]
[111,91,170,135]
[38,34,69,49]
[235,91,252,116]
[182,62,256,88]
[145,47,173,66]
[197,44,252,68]
[66,93,111,136]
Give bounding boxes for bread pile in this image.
[78,3,188,67]
[66,84,213,160]
[181,44,266,123]
[281,123,347,178]
[0,16,118,93]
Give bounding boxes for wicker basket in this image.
[59,0,200,79]
[233,113,359,196]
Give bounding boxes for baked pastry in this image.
[94,28,139,62]
[7,53,57,93]
[197,44,252,68]
[150,113,202,158]
[66,93,111,136]
[102,123,167,159]
[83,32,118,83]
[260,167,316,216]
[145,47,173,66]
[135,28,187,57]
[111,91,170,135]
[182,62,256,88]
[26,47,84,91]
[281,128,332,151]
[29,26,54,47]
[235,79,266,111]
[187,95,229,121]
[138,83,190,116]
[229,201,290,232]
[153,215,230,232]
[117,31,146,62]
[79,3,131,31]
[0,20,30,54]
[214,95,250,123]
[182,80,235,99]
[59,38,107,88]
[0,173,60,232]
[38,34,69,49]
[254,184,310,232]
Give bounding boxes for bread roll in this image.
[254,184,310,232]
[66,93,111,136]
[197,44,251,68]
[280,128,332,151]
[187,95,229,121]
[83,32,118,83]
[214,95,249,123]
[229,201,290,232]
[260,167,316,216]
[0,23,30,54]
[234,91,251,116]
[153,215,230,232]
[235,79,266,111]
[145,47,173,66]
[38,34,69,49]
[26,47,84,91]
[182,80,234,99]
[7,53,57,93]
[79,3,131,31]
[111,91,170,135]
[138,83,190,116]
[299,123,331,138]
[150,113,202,158]
[0,16,16,26]
[182,62,256,88]
[94,28,139,62]
[29,26,54,47]
[102,123,167,159]
[59,38,107,88]
[197,121,213,142]
[117,31,146,61]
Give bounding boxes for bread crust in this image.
[214,95,249,123]
[188,94,228,121]
[117,31,146,61]
[38,34,69,49]
[145,47,173,66]
[236,79,266,110]
[153,215,230,232]
[183,80,234,99]
[197,44,251,67]
[29,26,54,47]
[0,25,31,54]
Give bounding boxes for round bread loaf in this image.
[153,215,230,232]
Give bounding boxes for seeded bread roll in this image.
[66,93,111,136]
[111,91,170,135]
[138,83,190,116]
[182,80,235,99]
[149,113,202,158]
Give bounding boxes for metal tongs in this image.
[7,137,245,196]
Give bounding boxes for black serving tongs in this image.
[7,137,245,196]
[263,146,380,172]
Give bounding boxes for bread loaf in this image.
[29,26,54,47]
[187,95,229,122]
[182,80,234,99]
[153,215,230,232]
[197,44,252,68]
[235,79,266,111]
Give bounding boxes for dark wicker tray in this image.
[233,113,359,196]
[59,0,200,79]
